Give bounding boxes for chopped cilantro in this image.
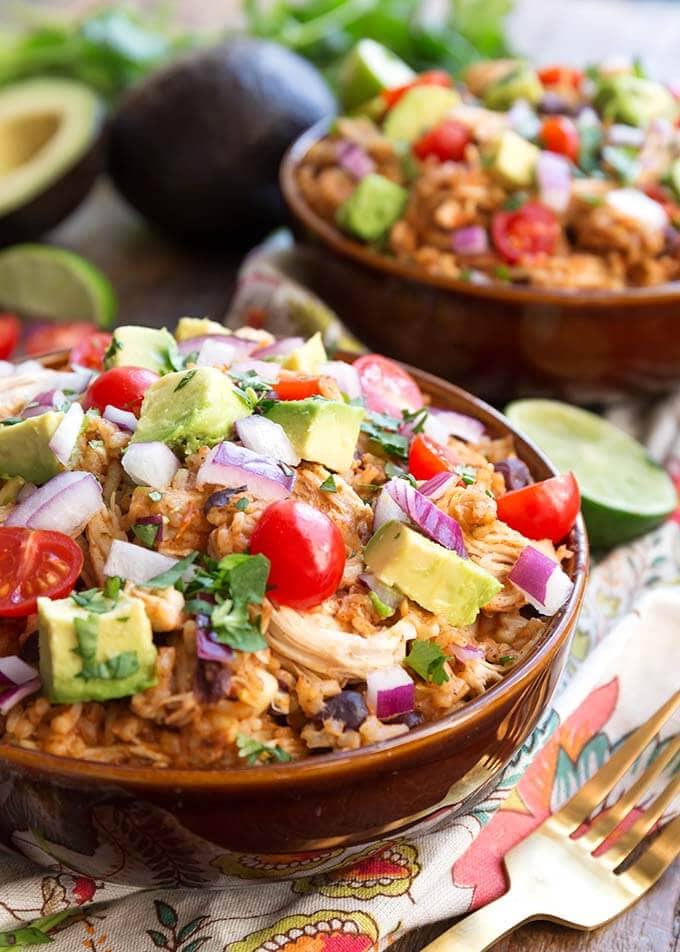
[494,264,512,282]
[401,406,428,434]
[103,337,123,363]
[88,439,104,450]
[74,615,99,663]
[236,733,293,766]
[361,410,409,459]
[503,191,528,211]
[602,145,638,185]
[369,591,394,619]
[173,369,197,392]
[384,462,417,486]
[73,606,139,680]
[143,551,198,589]
[234,497,249,512]
[71,583,120,614]
[499,655,516,666]
[0,418,22,427]
[132,522,160,548]
[103,576,122,600]
[148,490,163,502]
[405,640,450,685]
[578,123,604,174]
[319,474,337,493]
[456,465,476,486]
[580,193,604,207]
[160,345,187,374]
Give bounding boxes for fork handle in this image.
[422,888,533,952]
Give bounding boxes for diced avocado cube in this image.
[0,411,64,485]
[365,521,501,627]
[132,366,251,452]
[175,317,230,341]
[105,325,177,374]
[484,64,543,110]
[594,75,676,127]
[383,85,460,144]
[265,398,364,473]
[38,593,157,703]
[339,39,415,111]
[490,130,539,188]
[336,174,408,242]
[281,332,327,373]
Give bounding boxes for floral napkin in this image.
[0,246,678,952]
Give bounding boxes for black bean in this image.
[494,457,532,491]
[194,660,231,704]
[319,690,368,730]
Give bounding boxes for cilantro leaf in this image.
[74,615,99,661]
[384,462,417,486]
[361,410,409,459]
[319,474,337,493]
[143,551,198,589]
[173,369,197,392]
[71,584,120,614]
[236,733,293,766]
[404,640,450,685]
[132,522,160,549]
[369,591,394,619]
[234,497,249,512]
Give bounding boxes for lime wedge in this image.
[0,244,116,327]
[338,39,415,111]
[505,399,677,548]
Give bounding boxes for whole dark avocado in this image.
[107,39,336,246]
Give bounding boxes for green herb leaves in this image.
[319,474,337,493]
[361,410,409,459]
[404,640,450,685]
[173,369,197,392]
[143,552,198,589]
[132,522,161,549]
[71,576,121,614]
[236,733,293,766]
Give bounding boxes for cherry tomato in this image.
[0,527,83,617]
[354,354,424,418]
[84,366,159,416]
[0,313,20,360]
[538,65,584,90]
[492,201,561,264]
[70,331,112,371]
[24,321,99,357]
[250,499,345,610]
[382,70,452,108]
[540,116,580,162]
[496,472,580,543]
[413,120,471,162]
[408,433,457,481]
[272,378,322,401]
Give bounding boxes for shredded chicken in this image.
[293,463,373,551]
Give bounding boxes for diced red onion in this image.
[0,656,39,687]
[319,360,362,400]
[508,98,540,139]
[230,358,281,383]
[426,407,485,443]
[605,188,668,231]
[366,666,415,719]
[21,404,49,420]
[177,334,257,360]
[0,678,41,714]
[104,404,137,432]
[196,337,245,368]
[122,442,180,490]
[373,485,409,531]
[5,471,102,535]
[451,642,485,663]
[235,416,300,466]
[103,539,181,584]
[451,225,488,256]
[508,545,573,615]
[132,514,163,549]
[537,151,572,214]
[48,402,84,466]
[494,457,531,491]
[386,478,467,557]
[337,140,376,180]
[196,628,235,664]
[255,337,304,359]
[607,123,645,148]
[420,471,457,500]
[196,441,295,500]
[359,572,402,611]
[21,389,67,419]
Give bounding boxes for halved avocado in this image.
[0,78,104,246]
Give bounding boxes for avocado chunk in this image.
[38,592,157,704]
[338,39,415,111]
[336,174,408,242]
[105,325,177,374]
[484,64,543,110]
[281,332,327,373]
[175,317,230,341]
[594,75,676,127]
[265,398,364,472]
[489,130,539,188]
[0,411,63,484]
[383,85,460,143]
[132,366,251,452]
[365,521,501,626]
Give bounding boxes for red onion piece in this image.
[319,361,362,400]
[607,123,645,148]
[451,225,488,256]
[236,415,300,466]
[196,628,235,664]
[508,545,573,615]
[0,678,41,714]
[122,442,180,490]
[385,478,467,557]
[0,656,39,686]
[426,408,485,443]
[17,483,37,502]
[230,358,281,383]
[197,441,295,500]
[177,334,257,360]
[366,666,415,719]
[104,404,137,432]
[359,572,402,611]
[255,337,304,359]
[508,98,540,138]
[451,642,485,663]
[104,539,181,584]
[373,486,409,531]
[337,140,376,180]
[6,471,86,526]
[494,457,531,491]
[536,151,572,214]
[21,390,66,420]
[48,402,84,466]
[420,471,457,500]
[5,471,103,536]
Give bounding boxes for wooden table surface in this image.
[31,0,680,948]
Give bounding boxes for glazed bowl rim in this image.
[280,119,680,309]
[0,350,589,789]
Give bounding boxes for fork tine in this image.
[619,813,680,894]
[550,690,680,835]
[578,734,680,852]
[597,770,680,871]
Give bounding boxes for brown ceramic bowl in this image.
[280,122,680,405]
[0,353,588,887]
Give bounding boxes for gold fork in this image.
[423,690,680,952]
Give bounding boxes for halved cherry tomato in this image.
[0,313,20,360]
[408,433,457,481]
[272,378,322,400]
[84,366,159,416]
[382,70,452,109]
[538,65,584,90]
[413,120,471,162]
[24,321,99,357]
[0,527,83,617]
[496,472,580,543]
[492,201,561,264]
[540,116,580,162]
[250,499,345,610]
[70,331,113,371]
[354,354,424,417]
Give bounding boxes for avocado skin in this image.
[108,40,336,247]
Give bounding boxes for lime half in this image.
[505,399,676,548]
[0,244,116,327]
